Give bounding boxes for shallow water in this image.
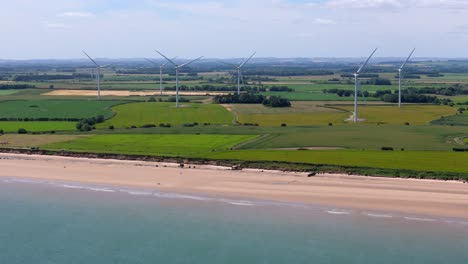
[1,178,467,264]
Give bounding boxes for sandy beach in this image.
[1,153,467,219]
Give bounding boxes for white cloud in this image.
[313,18,336,25]
[326,0,403,9]
[45,23,67,28]
[58,12,94,17]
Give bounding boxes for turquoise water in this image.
[1,178,468,264]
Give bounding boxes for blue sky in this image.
[1,0,468,59]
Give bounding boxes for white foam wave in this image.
[124,190,153,196]
[404,217,436,222]
[229,202,255,206]
[61,184,85,189]
[365,213,393,218]
[327,210,351,215]
[88,187,116,193]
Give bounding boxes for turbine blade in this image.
[240,52,256,68]
[144,58,158,65]
[356,48,377,74]
[155,50,176,66]
[82,50,99,67]
[400,48,416,70]
[179,56,203,68]
[217,61,238,67]
[162,57,178,67]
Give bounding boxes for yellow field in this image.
[336,105,457,125]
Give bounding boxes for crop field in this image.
[0,121,76,132]
[0,90,19,96]
[43,134,257,157]
[206,150,468,174]
[432,113,468,126]
[99,102,233,128]
[238,113,349,126]
[0,100,125,119]
[334,104,457,124]
[238,125,468,151]
[0,134,87,147]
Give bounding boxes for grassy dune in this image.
[43,134,257,157]
[99,102,233,128]
[207,150,468,174]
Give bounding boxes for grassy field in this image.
[0,90,19,96]
[0,121,76,132]
[43,134,257,157]
[0,134,86,147]
[99,102,233,128]
[237,125,468,151]
[334,104,456,124]
[237,113,348,126]
[206,150,468,174]
[0,100,125,119]
[432,113,468,126]
[228,102,350,126]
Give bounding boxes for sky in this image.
[1,0,468,59]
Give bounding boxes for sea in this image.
[1,178,467,264]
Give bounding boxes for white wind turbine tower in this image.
[145,57,177,96]
[82,50,112,100]
[398,48,416,108]
[155,50,203,108]
[353,48,378,123]
[219,52,256,95]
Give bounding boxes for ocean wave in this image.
[364,213,393,218]
[327,210,351,215]
[229,201,255,206]
[404,217,436,222]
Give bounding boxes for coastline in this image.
[1,153,468,220]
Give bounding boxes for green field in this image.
[238,113,348,126]
[0,100,125,119]
[432,113,468,126]
[228,102,349,126]
[99,102,233,128]
[0,134,86,147]
[43,134,257,156]
[0,121,76,132]
[335,105,456,124]
[207,150,468,174]
[236,125,468,151]
[0,90,19,96]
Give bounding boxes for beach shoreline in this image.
[1,153,468,220]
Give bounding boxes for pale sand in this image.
[44,90,230,97]
[1,153,468,219]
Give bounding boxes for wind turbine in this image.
[145,57,177,96]
[155,50,203,107]
[82,50,112,100]
[219,52,256,95]
[353,48,378,123]
[398,48,416,108]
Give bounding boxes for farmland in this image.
[334,105,457,124]
[0,121,76,132]
[43,134,257,157]
[0,58,468,178]
[206,150,468,174]
[0,100,125,119]
[98,102,233,128]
